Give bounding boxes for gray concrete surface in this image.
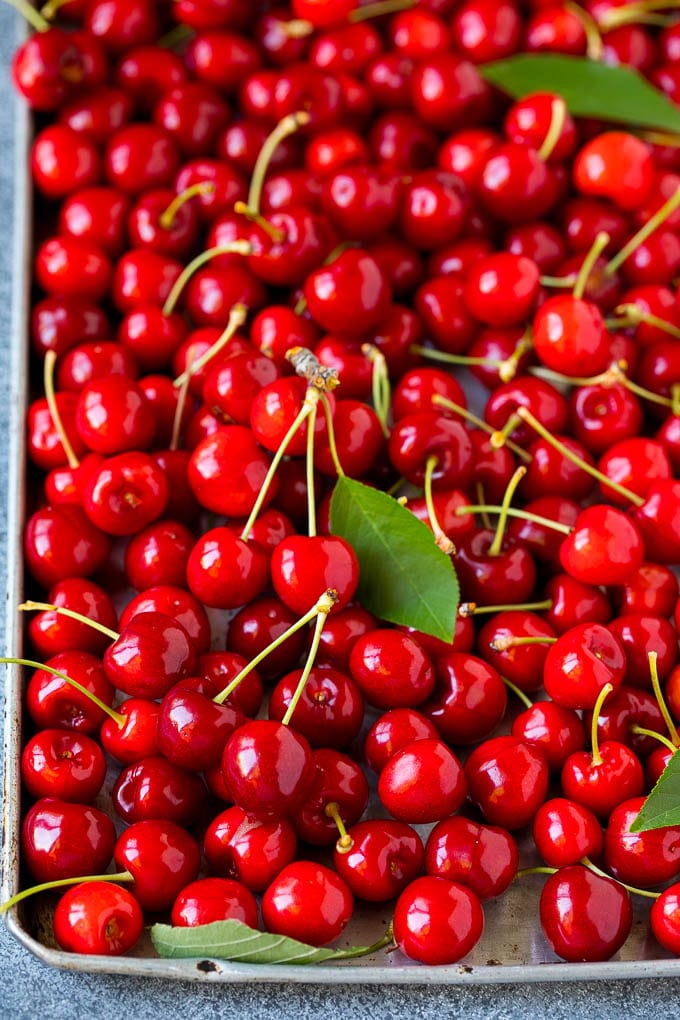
[1,6,680,1016]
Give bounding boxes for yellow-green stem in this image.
[423,456,454,555]
[306,400,318,538]
[233,201,285,243]
[0,872,134,917]
[590,682,614,767]
[173,304,247,388]
[162,242,252,316]
[19,600,119,640]
[280,593,336,726]
[159,182,215,231]
[573,231,610,301]
[605,186,680,277]
[564,0,604,58]
[431,394,531,462]
[649,650,680,746]
[581,857,659,899]
[460,598,553,617]
[0,657,125,727]
[455,503,572,535]
[245,112,311,216]
[630,724,677,753]
[409,344,503,369]
[537,98,568,162]
[325,801,353,853]
[350,0,415,21]
[488,466,527,556]
[499,675,533,710]
[319,393,345,477]
[43,350,80,470]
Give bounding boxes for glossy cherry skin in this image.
[388,411,474,491]
[303,250,392,336]
[454,529,537,608]
[103,611,197,700]
[262,860,354,946]
[291,747,369,846]
[119,586,210,655]
[363,708,439,774]
[226,597,307,681]
[561,741,645,820]
[650,883,680,954]
[157,686,244,772]
[222,719,314,818]
[605,797,680,888]
[464,736,550,830]
[24,504,111,589]
[539,865,632,963]
[425,816,518,900]
[21,798,115,883]
[585,686,666,760]
[532,798,604,868]
[114,819,201,913]
[75,375,155,455]
[511,702,586,773]
[31,124,101,199]
[269,667,364,751]
[83,451,169,537]
[349,629,435,711]
[422,651,507,746]
[573,131,654,210]
[21,729,106,804]
[100,698,160,765]
[188,425,278,519]
[186,526,269,611]
[171,877,259,929]
[112,755,207,828]
[543,622,627,710]
[53,882,144,956]
[27,577,117,658]
[607,613,678,689]
[393,875,484,966]
[333,819,424,902]
[542,573,613,635]
[612,561,679,617]
[203,805,298,892]
[26,651,115,735]
[560,505,645,587]
[271,535,359,616]
[378,738,467,824]
[477,611,556,694]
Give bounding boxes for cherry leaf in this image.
[480,55,680,133]
[329,476,459,643]
[151,919,389,964]
[630,750,680,832]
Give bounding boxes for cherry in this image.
[303,249,391,336]
[105,123,180,196]
[222,719,314,817]
[59,187,130,259]
[269,667,364,750]
[532,798,604,868]
[543,622,626,710]
[399,171,468,251]
[542,572,613,634]
[31,125,101,200]
[454,528,537,608]
[464,735,550,830]
[333,819,423,902]
[30,295,110,360]
[119,585,211,655]
[12,28,97,112]
[103,611,197,699]
[378,737,467,824]
[560,505,645,586]
[478,142,559,224]
[261,860,353,947]
[477,610,557,694]
[612,561,679,617]
[533,293,610,377]
[271,535,359,615]
[226,597,307,680]
[539,865,632,962]
[422,651,507,745]
[204,805,297,892]
[22,798,115,883]
[189,425,278,519]
[425,816,519,900]
[171,877,259,930]
[348,629,435,711]
[27,578,117,659]
[410,53,490,133]
[512,701,587,772]
[561,738,644,820]
[35,237,112,305]
[186,526,269,611]
[651,883,680,955]
[363,707,439,774]
[53,882,143,956]
[112,755,207,828]
[21,729,107,804]
[574,131,654,210]
[291,747,368,846]
[393,876,484,966]
[100,697,160,765]
[114,819,201,913]
[157,684,244,772]
[114,44,187,111]
[605,797,680,888]
[388,411,474,490]
[24,651,114,736]
[85,0,160,52]
[463,253,540,328]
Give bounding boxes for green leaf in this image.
[630,750,680,832]
[329,476,459,643]
[480,55,680,133]
[151,920,391,965]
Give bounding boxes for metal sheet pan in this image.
[3,46,680,986]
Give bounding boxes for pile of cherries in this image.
[10,0,680,969]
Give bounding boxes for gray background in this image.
[1,5,679,1016]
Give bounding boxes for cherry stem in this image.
[515,405,645,507]
[605,186,680,277]
[431,394,531,462]
[213,590,337,706]
[18,600,119,640]
[460,598,552,617]
[597,0,680,31]
[239,387,321,542]
[350,0,416,20]
[455,503,572,535]
[499,331,534,383]
[488,466,527,557]
[325,801,354,854]
[649,649,680,747]
[330,925,395,960]
[0,871,134,917]
[516,866,557,879]
[159,182,215,231]
[169,344,197,452]
[564,0,604,58]
[278,17,314,38]
[672,383,680,417]
[590,682,614,767]
[422,456,455,555]
[306,398,318,538]
[539,273,577,289]
[244,111,311,217]
[630,724,677,753]
[490,634,557,652]
[537,97,568,162]
[173,303,248,388]
[362,343,391,438]
[409,344,504,370]
[3,0,50,31]
[40,0,74,19]
[490,413,522,449]
[162,241,253,316]
[614,302,680,341]
[529,357,673,409]
[233,201,285,244]
[572,231,610,301]
[581,856,659,899]
[43,350,80,470]
[280,592,337,726]
[499,675,533,709]
[319,393,345,478]
[0,657,125,727]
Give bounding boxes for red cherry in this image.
[261,860,353,947]
[114,819,200,912]
[574,131,654,210]
[222,719,314,817]
[112,755,207,827]
[21,729,107,804]
[378,737,467,824]
[171,878,258,929]
[425,816,519,900]
[543,622,626,710]
[464,735,549,830]
[560,505,645,586]
[203,805,297,892]
[532,798,604,868]
[22,797,115,883]
[53,882,143,956]
[333,819,424,902]
[539,865,632,962]
[271,535,359,615]
[393,876,484,965]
